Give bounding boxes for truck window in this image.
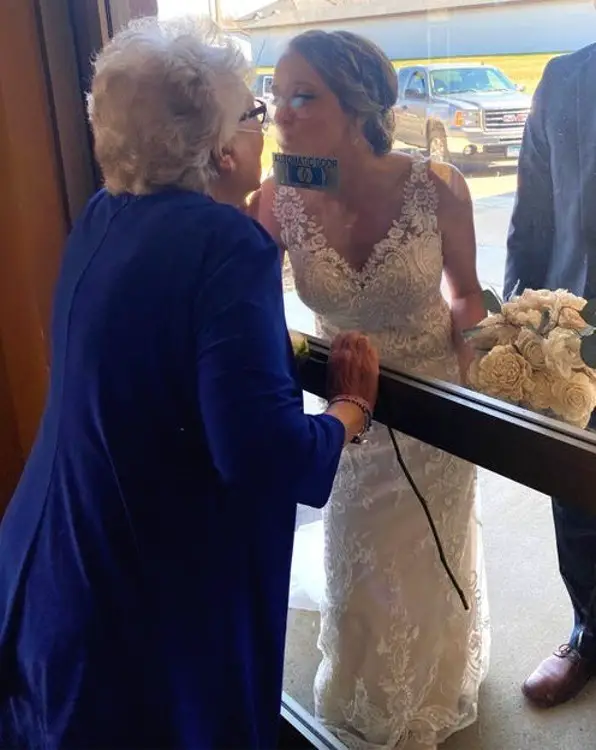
[430,67,515,94]
[397,68,412,95]
[406,71,427,97]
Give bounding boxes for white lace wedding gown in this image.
[275,159,490,750]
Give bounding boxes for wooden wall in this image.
[0,0,157,510]
[0,0,68,509]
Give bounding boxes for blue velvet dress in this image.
[0,190,344,748]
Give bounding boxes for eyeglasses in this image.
[239,99,268,126]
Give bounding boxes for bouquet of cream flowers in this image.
[465,288,596,429]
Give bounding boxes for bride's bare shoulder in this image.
[385,150,416,176]
[427,159,471,204]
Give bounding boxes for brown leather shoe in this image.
[522,644,594,708]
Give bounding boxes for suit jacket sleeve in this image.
[195,208,344,509]
[504,62,556,299]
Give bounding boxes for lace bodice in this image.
[274,158,458,381]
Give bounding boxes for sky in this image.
[157,0,269,20]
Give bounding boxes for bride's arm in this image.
[433,164,486,379]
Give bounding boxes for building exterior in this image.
[238,0,596,69]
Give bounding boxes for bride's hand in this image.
[327,332,379,410]
[457,342,476,384]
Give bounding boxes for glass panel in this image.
[151,0,596,746]
[107,0,159,32]
[284,459,595,749]
[255,7,596,442]
[234,4,595,749]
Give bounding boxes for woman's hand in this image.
[328,332,379,409]
[457,343,476,384]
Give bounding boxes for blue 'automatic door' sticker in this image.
[273,153,339,192]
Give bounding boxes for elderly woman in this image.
[0,18,378,750]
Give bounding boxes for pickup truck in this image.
[393,63,532,165]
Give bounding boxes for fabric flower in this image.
[516,288,558,312]
[557,305,587,332]
[524,370,554,411]
[468,345,532,403]
[551,290,586,312]
[515,288,584,315]
[551,372,596,428]
[515,328,546,370]
[543,328,583,379]
[466,315,518,350]
[501,302,543,330]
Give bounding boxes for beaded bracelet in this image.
[328,395,373,444]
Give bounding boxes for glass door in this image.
[54,1,596,747]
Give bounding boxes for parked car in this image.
[393,63,532,165]
[251,72,275,121]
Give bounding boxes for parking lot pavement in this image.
[469,172,517,295]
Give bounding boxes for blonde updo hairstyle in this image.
[288,30,397,156]
[87,17,250,195]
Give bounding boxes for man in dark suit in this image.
[505,43,596,707]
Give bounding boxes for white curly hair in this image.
[87,16,250,195]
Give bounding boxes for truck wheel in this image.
[427,127,449,163]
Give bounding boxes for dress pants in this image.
[553,413,596,662]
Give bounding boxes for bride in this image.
[253,30,490,750]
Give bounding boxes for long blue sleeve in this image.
[505,63,555,299]
[196,210,344,508]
